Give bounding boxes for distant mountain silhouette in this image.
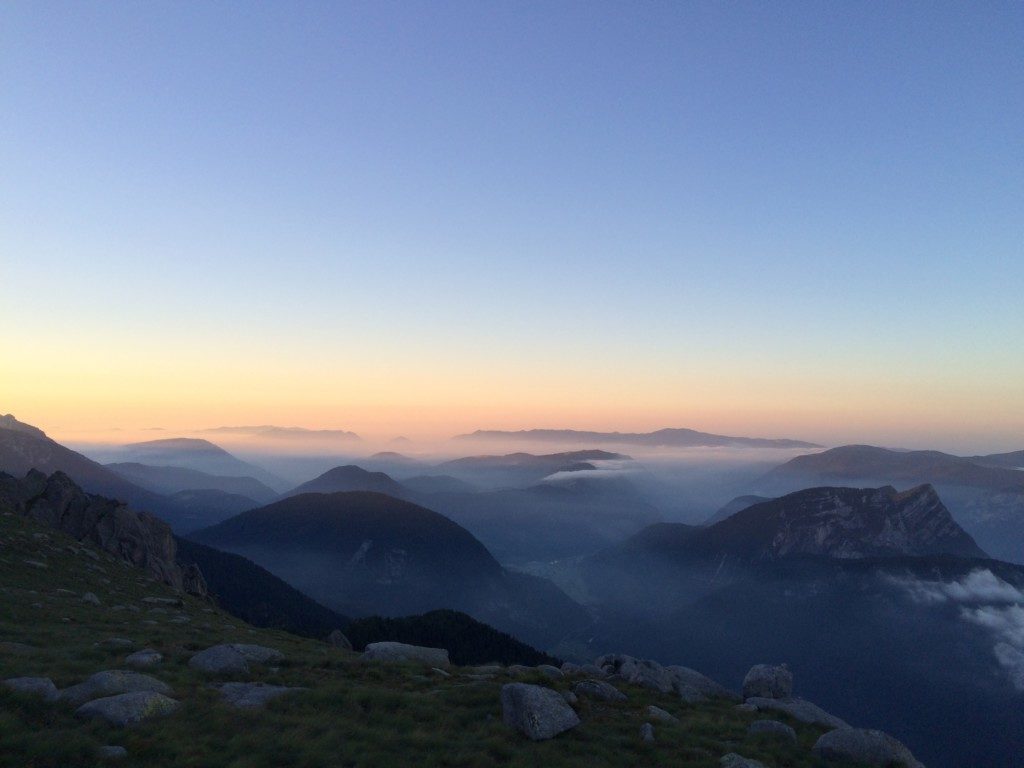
[284,465,410,499]
[761,445,1024,563]
[107,462,278,502]
[118,437,286,491]
[764,445,1024,492]
[455,428,819,449]
[203,425,360,440]
[970,450,1024,470]
[189,491,588,649]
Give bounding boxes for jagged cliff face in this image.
[0,469,206,596]
[703,484,987,560]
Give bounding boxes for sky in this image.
[2,1,1022,453]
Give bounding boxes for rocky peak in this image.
[0,469,206,597]
[0,414,47,439]
[703,483,987,560]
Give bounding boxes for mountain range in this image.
[760,444,1024,562]
[455,427,820,449]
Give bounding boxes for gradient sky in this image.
[2,2,1022,452]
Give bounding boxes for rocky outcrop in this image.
[813,727,925,767]
[500,683,580,740]
[0,470,206,597]
[595,654,736,702]
[188,643,281,674]
[75,691,180,726]
[361,642,450,668]
[326,630,352,650]
[742,664,792,700]
[58,670,172,707]
[742,696,848,729]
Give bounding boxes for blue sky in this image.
[2,1,1022,450]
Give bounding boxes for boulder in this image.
[361,642,450,669]
[536,664,563,679]
[189,645,249,675]
[748,719,797,744]
[596,654,674,693]
[82,592,101,605]
[561,689,578,706]
[326,630,352,650]
[742,664,792,700]
[98,746,127,760]
[640,722,655,743]
[3,676,58,701]
[721,754,767,768]
[574,679,627,702]
[230,644,283,664]
[59,670,172,706]
[500,683,580,740]
[560,661,581,675]
[216,682,306,708]
[813,727,924,768]
[75,691,179,726]
[645,705,679,724]
[124,649,162,668]
[743,697,848,729]
[666,665,738,701]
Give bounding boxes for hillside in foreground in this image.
[0,509,876,768]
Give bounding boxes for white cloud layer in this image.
[888,569,1024,691]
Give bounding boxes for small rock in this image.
[500,683,580,740]
[59,670,172,706]
[3,676,58,701]
[98,746,127,760]
[216,682,306,708]
[326,629,352,650]
[721,754,767,768]
[645,705,679,724]
[640,722,655,743]
[23,559,48,569]
[561,689,578,706]
[142,597,180,606]
[361,641,450,669]
[75,691,179,726]
[82,592,101,606]
[432,667,452,677]
[813,727,924,768]
[125,649,163,668]
[574,679,627,702]
[742,664,792,700]
[748,719,798,744]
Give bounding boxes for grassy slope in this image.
[0,512,859,768]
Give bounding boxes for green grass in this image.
[0,512,859,768]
